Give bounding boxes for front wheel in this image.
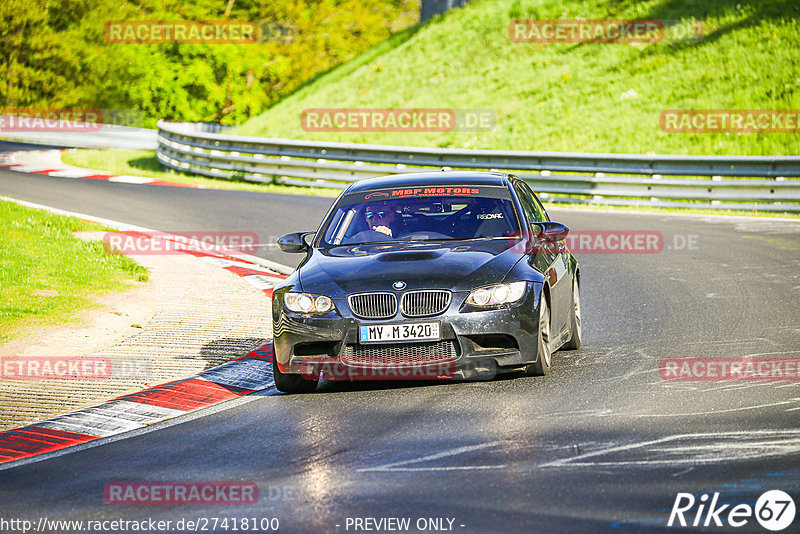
[273,357,318,393]
[525,294,552,376]
[563,277,582,350]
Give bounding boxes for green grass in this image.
[544,202,799,219]
[0,200,149,343]
[61,149,339,198]
[233,0,800,156]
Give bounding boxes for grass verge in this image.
[0,200,149,343]
[234,0,800,156]
[544,202,799,219]
[61,149,339,198]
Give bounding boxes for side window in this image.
[529,187,550,222]
[514,182,547,226]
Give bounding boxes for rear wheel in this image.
[273,357,318,393]
[525,294,552,376]
[563,277,582,350]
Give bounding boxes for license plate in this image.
[359,322,440,343]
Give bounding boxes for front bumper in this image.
[273,283,543,380]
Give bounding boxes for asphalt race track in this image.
[1,141,799,532]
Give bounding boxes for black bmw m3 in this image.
[272,171,581,393]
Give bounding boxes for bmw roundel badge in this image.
[393,281,406,290]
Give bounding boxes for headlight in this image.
[284,292,335,314]
[466,281,527,307]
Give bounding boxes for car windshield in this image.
[319,189,520,246]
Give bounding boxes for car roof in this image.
[344,171,515,193]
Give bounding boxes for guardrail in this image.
[157,120,800,212]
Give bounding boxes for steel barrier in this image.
[157,120,800,212]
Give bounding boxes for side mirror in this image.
[278,232,314,253]
[533,222,569,242]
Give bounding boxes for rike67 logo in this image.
[668,490,796,531]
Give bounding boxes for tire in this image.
[525,293,552,376]
[273,357,318,394]
[563,277,582,350]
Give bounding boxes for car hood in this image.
[298,240,523,295]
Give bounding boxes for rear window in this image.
[319,185,520,246]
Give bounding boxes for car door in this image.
[514,181,570,337]
[530,188,573,336]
